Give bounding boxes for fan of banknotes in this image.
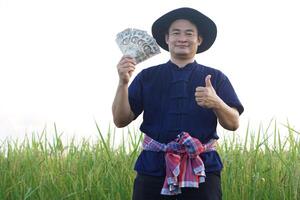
[116,28,161,64]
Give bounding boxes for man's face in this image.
[165,19,202,60]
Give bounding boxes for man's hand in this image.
[194,75,221,109]
[195,74,240,131]
[117,56,136,85]
[112,56,136,128]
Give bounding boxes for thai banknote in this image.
[116,28,161,63]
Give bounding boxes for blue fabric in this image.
[128,60,244,176]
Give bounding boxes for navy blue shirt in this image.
[128,60,244,176]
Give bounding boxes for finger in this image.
[121,55,135,61]
[128,66,136,76]
[195,97,204,102]
[123,63,136,69]
[119,66,135,74]
[195,92,202,97]
[119,59,136,66]
[128,70,133,77]
[119,56,136,66]
[118,62,136,71]
[122,56,136,64]
[196,100,205,107]
[128,66,136,74]
[195,86,206,92]
[205,75,212,87]
[195,90,208,98]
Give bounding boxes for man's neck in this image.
[170,57,195,68]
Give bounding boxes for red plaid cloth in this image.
[142,132,216,195]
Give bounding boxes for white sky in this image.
[0,0,300,141]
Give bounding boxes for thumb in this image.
[205,75,212,87]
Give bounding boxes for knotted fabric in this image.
[142,132,216,195]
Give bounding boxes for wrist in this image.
[118,80,129,87]
[214,96,224,111]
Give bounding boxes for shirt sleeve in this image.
[216,74,244,115]
[128,72,144,119]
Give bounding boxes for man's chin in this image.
[174,50,189,55]
[174,51,190,57]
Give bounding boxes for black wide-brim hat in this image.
[151,7,217,53]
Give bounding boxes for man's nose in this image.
[177,34,188,42]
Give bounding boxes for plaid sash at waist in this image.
[142,132,216,195]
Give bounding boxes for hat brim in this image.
[151,7,217,53]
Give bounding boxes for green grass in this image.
[220,121,300,199]
[0,121,299,200]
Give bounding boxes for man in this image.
[112,7,244,200]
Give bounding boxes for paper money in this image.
[116,28,161,63]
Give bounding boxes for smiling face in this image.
[166,19,203,60]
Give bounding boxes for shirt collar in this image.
[167,60,197,71]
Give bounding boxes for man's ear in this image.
[165,34,169,45]
[198,35,203,46]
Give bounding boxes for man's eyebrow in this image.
[185,29,196,32]
[169,28,196,32]
[170,28,181,32]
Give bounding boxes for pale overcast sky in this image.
[0,0,299,141]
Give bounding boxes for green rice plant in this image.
[0,123,141,200]
[0,121,299,200]
[220,120,300,200]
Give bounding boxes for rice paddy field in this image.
[0,121,299,200]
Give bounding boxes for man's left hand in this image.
[195,75,222,109]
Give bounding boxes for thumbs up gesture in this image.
[195,75,221,109]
